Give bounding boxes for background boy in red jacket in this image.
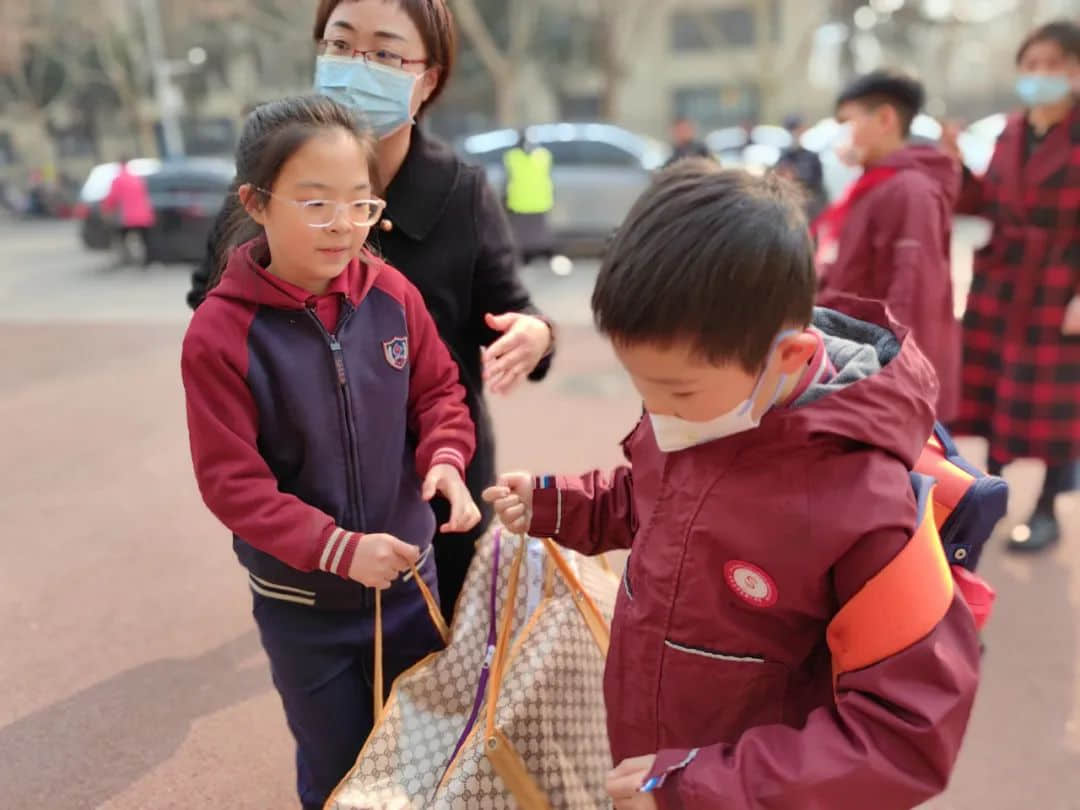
[815,70,961,422]
[485,162,980,809]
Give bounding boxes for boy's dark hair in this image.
[592,160,815,373]
[211,94,378,288]
[313,0,457,115]
[1016,19,1080,64]
[836,70,925,137]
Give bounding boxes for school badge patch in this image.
[724,560,778,608]
[382,336,408,370]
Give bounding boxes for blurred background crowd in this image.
[0,0,1073,262]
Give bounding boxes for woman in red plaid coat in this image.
[944,20,1080,552]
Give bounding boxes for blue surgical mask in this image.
[1015,73,1073,107]
[314,56,417,138]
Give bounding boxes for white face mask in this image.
[833,120,870,168]
[649,331,798,453]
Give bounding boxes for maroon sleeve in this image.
[181,306,363,578]
[530,468,637,554]
[401,280,476,479]
[872,176,949,331]
[648,523,980,810]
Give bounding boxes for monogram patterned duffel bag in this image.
[326,529,618,810]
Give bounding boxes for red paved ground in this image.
[1,242,1078,808]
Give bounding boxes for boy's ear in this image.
[776,331,818,374]
[878,103,901,135]
[238,184,267,226]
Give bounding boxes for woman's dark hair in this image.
[1016,20,1080,65]
[592,160,816,374]
[313,0,457,115]
[209,94,377,289]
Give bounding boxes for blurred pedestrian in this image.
[942,19,1080,552]
[664,116,711,167]
[775,113,827,222]
[26,169,50,218]
[814,70,960,423]
[187,0,555,625]
[101,156,155,267]
[503,129,568,273]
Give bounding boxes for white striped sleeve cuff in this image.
[318,527,360,578]
[430,447,468,476]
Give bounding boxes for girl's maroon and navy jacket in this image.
[181,239,475,609]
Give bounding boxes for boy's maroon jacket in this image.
[531,299,980,809]
[181,239,474,609]
[817,144,961,422]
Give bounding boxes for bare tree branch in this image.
[450,0,509,78]
[449,0,544,125]
[509,1,540,60]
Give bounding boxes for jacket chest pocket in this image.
[658,640,788,746]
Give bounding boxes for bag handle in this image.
[482,537,553,810]
[484,538,527,738]
[541,538,611,655]
[373,558,448,723]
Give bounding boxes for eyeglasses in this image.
[255,188,387,228]
[316,39,429,71]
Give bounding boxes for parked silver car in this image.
[459,123,669,253]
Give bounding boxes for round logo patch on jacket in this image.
[724,561,778,608]
[382,336,408,370]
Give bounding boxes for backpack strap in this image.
[827,473,954,680]
[917,435,975,533]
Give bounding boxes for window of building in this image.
[670,7,756,51]
[673,84,760,131]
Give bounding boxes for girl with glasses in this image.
[181,94,480,810]
[189,0,556,627]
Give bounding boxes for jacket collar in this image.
[1023,101,1079,188]
[995,104,1078,214]
[211,237,379,310]
[383,126,460,242]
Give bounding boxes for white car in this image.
[460,123,669,252]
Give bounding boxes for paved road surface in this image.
[1,220,1077,809]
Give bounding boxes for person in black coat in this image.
[775,114,828,223]
[188,0,554,622]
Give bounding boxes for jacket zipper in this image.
[306,307,367,596]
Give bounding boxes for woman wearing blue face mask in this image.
[942,19,1079,553]
[188,0,555,621]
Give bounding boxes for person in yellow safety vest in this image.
[503,131,572,275]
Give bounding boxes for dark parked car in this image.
[77,157,234,264]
